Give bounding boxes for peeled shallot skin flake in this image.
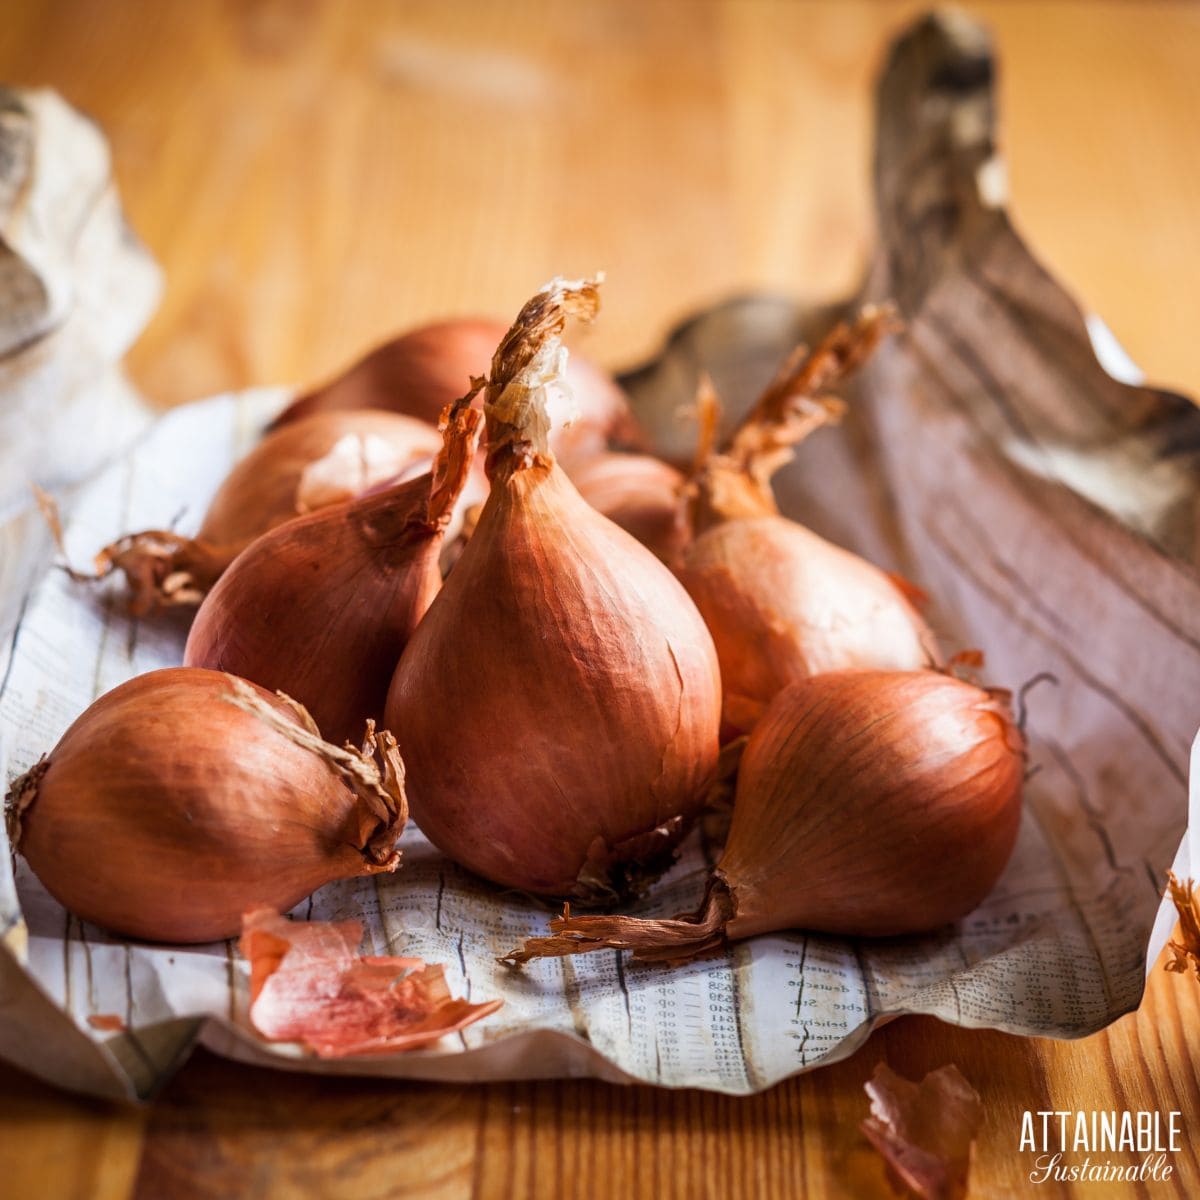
[861,1063,982,1200]
[1164,871,1200,981]
[239,908,501,1058]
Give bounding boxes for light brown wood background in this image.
[1,2,1198,1197]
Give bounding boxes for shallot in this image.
[96,409,441,614]
[506,669,1024,962]
[185,402,482,746]
[385,279,721,902]
[273,316,642,468]
[4,669,407,944]
[568,450,686,563]
[677,309,940,734]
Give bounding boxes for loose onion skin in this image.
[185,405,482,747]
[272,317,642,467]
[4,669,407,945]
[568,450,686,563]
[385,281,722,902]
[506,670,1024,962]
[677,517,939,735]
[96,409,442,615]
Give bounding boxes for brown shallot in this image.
[97,409,442,615]
[273,316,642,468]
[568,450,687,563]
[185,402,482,746]
[677,310,941,735]
[4,669,407,944]
[505,670,1024,962]
[386,279,722,902]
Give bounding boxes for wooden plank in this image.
[120,965,1200,1199]
[0,1058,144,1200]
[0,1,1195,403]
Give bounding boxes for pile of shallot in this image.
[6,275,1028,1049]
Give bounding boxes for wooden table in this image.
[2,2,1199,1196]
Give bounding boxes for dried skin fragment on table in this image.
[240,908,502,1058]
[85,1013,126,1033]
[1164,871,1200,981]
[861,1063,982,1200]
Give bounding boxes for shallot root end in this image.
[32,485,145,593]
[571,815,687,907]
[501,877,735,966]
[4,757,48,848]
[93,530,229,616]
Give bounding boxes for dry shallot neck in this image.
[351,403,482,547]
[429,402,484,522]
[33,485,229,615]
[482,276,602,483]
[502,875,737,966]
[686,305,898,535]
[221,677,408,869]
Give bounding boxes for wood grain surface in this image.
[1,2,1199,1197]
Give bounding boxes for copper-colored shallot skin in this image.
[724,669,1024,939]
[568,451,687,563]
[200,409,441,548]
[185,403,480,746]
[677,516,941,736]
[9,669,392,944]
[385,464,722,899]
[185,474,445,748]
[276,319,504,429]
[274,318,640,467]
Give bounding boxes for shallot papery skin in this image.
[861,1063,983,1200]
[677,516,940,735]
[568,450,687,563]
[96,409,442,615]
[506,670,1024,962]
[272,317,642,468]
[185,404,482,747]
[240,908,502,1057]
[386,280,722,901]
[198,410,441,545]
[1164,871,1200,981]
[4,669,407,944]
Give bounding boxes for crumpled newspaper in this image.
[0,86,161,646]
